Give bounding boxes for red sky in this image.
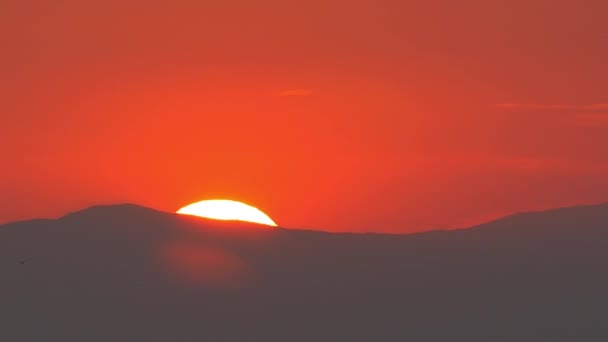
[1,0,607,232]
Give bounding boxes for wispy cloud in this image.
[277,89,313,97]
[495,103,608,127]
[406,153,608,174]
[570,113,608,126]
[495,103,608,112]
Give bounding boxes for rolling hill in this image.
[1,203,607,341]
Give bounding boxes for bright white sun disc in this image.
[177,200,278,227]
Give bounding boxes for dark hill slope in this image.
[1,204,607,341]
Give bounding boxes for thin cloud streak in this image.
[495,103,608,112]
[569,113,608,126]
[404,153,608,174]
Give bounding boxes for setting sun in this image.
[177,200,278,227]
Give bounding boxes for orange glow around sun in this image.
[177,200,278,227]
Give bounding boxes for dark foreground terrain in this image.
[1,203,607,341]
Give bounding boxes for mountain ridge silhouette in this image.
[1,202,607,341]
[5,201,608,234]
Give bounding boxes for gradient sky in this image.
[1,0,607,232]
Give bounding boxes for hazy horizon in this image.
[3,200,608,235]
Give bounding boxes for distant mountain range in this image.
[1,203,607,341]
